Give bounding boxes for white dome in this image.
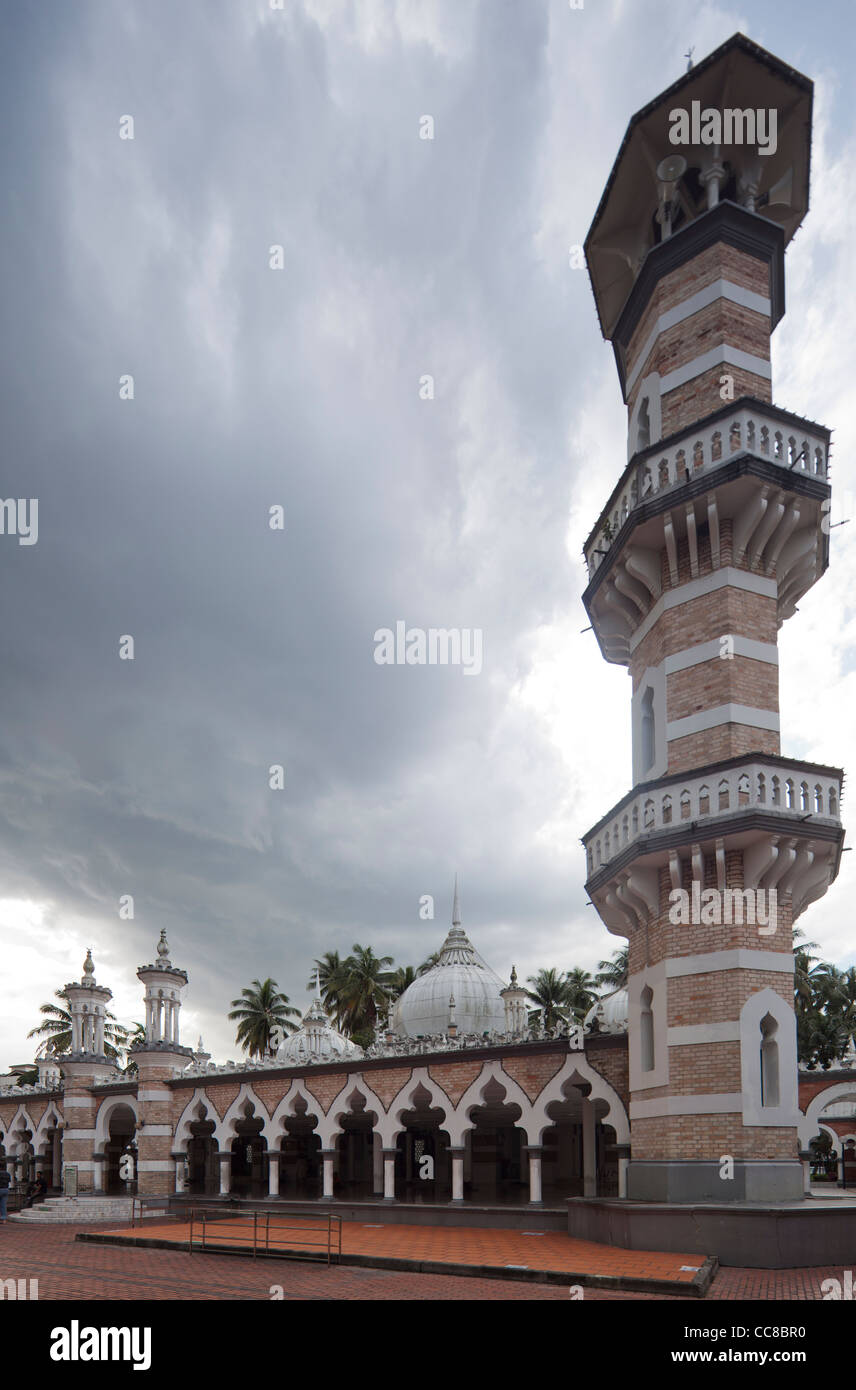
[584,988,628,1034]
[276,996,364,1064]
[392,920,507,1039]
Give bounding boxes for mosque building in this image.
[2,34,856,1266]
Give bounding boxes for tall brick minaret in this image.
[132,931,192,1195]
[582,35,845,1201]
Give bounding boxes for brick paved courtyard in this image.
[0,1223,848,1300]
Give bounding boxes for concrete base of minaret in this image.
[625,1157,804,1202]
[568,1193,856,1269]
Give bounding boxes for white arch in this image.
[216,1083,272,1147]
[446,1060,535,1146]
[33,1101,65,1152]
[7,1105,37,1146]
[92,1095,139,1152]
[323,1074,389,1148]
[174,1089,218,1152]
[381,1067,454,1147]
[799,1081,856,1147]
[531,1053,630,1145]
[268,1081,324,1146]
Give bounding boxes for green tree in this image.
[525,968,573,1035]
[27,989,125,1061]
[228,979,300,1059]
[595,947,628,991]
[564,967,598,1021]
[337,944,395,1044]
[307,951,349,1028]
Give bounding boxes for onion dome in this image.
[276,989,364,1065]
[584,988,628,1034]
[391,880,506,1039]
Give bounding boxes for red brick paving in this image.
[0,1222,849,1300]
[96,1214,706,1288]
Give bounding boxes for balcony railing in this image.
[584,757,843,877]
[585,401,830,579]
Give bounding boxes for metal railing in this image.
[186,1205,342,1264]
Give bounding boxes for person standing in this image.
[0,1165,11,1223]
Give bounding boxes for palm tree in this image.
[228,979,300,1059]
[418,951,440,975]
[389,965,418,1000]
[337,944,395,1042]
[307,952,349,1028]
[525,968,572,1035]
[564,967,597,1021]
[28,989,125,1060]
[595,947,628,991]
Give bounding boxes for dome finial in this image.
[156,929,170,960]
[452,874,461,927]
[82,948,95,979]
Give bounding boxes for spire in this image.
[156,929,171,963]
[452,874,461,927]
[82,949,95,980]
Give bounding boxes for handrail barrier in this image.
[185,1204,342,1265]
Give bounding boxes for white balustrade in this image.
[585,760,842,876]
[585,405,829,578]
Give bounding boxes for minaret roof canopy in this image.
[585,33,812,340]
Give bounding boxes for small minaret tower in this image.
[60,950,118,1192]
[581,35,845,1202]
[133,931,192,1195]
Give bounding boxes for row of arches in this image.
[168,1058,630,1205]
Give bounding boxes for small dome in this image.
[276,996,364,1065]
[392,887,506,1038]
[584,988,628,1034]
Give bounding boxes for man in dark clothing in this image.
[0,1166,11,1223]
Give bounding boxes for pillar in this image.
[372,1133,384,1195]
[616,1143,631,1199]
[268,1151,280,1197]
[450,1147,465,1201]
[91,1155,104,1192]
[582,1097,597,1197]
[525,1146,543,1205]
[173,1153,187,1194]
[382,1148,396,1202]
[321,1149,335,1200]
[218,1151,231,1195]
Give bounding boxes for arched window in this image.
[757,772,766,804]
[760,1014,780,1108]
[640,986,655,1073]
[662,794,672,824]
[680,788,692,819]
[641,688,655,771]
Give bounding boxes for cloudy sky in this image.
[1,0,854,1065]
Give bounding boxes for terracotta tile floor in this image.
[0,1223,849,1299]
[95,1215,705,1285]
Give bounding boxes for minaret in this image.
[60,950,117,1193]
[581,35,845,1202]
[133,931,192,1195]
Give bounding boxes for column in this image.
[173,1153,187,1194]
[91,1155,104,1192]
[372,1133,383,1195]
[320,1149,335,1200]
[268,1151,281,1198]
[616,1143,631,1199]
[582,1097,597,1197]
[52,1133,62,1189]
[525,1146,543,1205]
[450,1147,465,1202]
[218,1151,232,1195]
[382,1148,397,1202]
